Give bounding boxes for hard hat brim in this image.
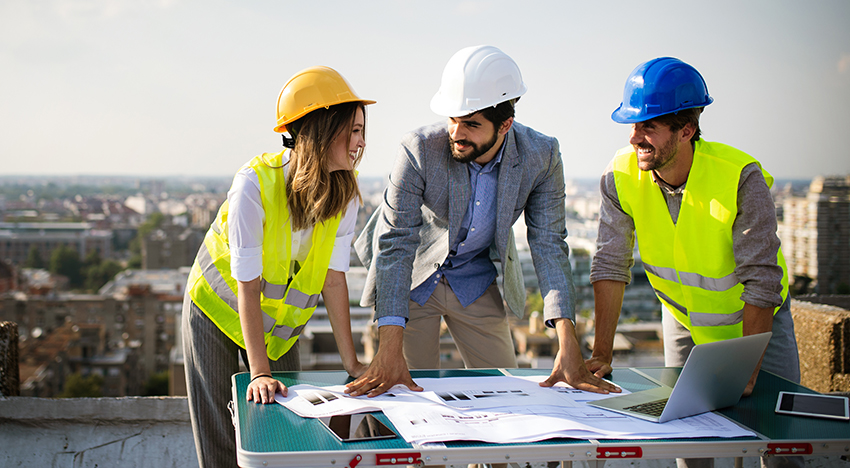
[611,98,713,124]
[429,86,526,117]
[274,98,376,133]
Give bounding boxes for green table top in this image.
[232,367,850,457]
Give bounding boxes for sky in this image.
[2,0,849,181]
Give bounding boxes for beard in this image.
[449,130,499,164]
[636,132,678,172]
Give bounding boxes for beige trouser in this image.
[403,279,515,468]
[403,278,517,370]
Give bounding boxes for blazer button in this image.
[434,263,440,269]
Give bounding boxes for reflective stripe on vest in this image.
[209,218,320,307]
[195,242,314,342]
[654,288,744,327]
[643,260,740,292]
[186,150,343,359]
[679,270,739,292]
[612,140,789,344]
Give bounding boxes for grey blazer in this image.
[355,121,576,324]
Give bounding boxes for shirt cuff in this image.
[328,231,355,273]
[377,315,407,329]
[740,290,783,310]
[545,317,575,328]
[231,245,263,282]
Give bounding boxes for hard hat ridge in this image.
[612,57,713,124]
[430,45,528,117]
[274,66,376,133]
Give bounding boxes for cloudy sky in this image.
[2,0,849,180]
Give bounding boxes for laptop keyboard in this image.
[624,398,669,417]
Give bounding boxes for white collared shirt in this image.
[226,152,358,282]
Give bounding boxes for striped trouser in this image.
[182,294,299,468]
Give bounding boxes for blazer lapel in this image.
[496,128,522,253]
[448,153,470,244]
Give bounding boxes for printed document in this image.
[275,374,755,443]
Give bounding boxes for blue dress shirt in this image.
[378,139,506,328]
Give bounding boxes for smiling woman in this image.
[328,107,365,172]
[283,98,368,231]
[181,66,375,468]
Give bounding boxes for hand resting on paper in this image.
[538,318,622,394]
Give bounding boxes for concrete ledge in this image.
[0,396,191,423]
[0,396,198,467]
[795,295,850,311]
[791,299,850,393]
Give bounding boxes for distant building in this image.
[779,176,850,294]
[17,321,141,397]
[124,194,157,216]
[515,215,660,320]
[0,222,113,266]
[20,267,67,294]
[184,193,225,230]
[0,260,17,293]
[2,268,188,396]
[141,226,204,270]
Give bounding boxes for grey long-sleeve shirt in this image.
[589,161,785,309]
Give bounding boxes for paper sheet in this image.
[403,376,582,410]
[274,383,434,418]
[274,374,754,443]
[382,402,754,444]
[275,375,579,417]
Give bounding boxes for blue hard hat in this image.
[611,57,713,123]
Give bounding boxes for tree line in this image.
[25,245,124,292]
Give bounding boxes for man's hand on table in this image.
[538,318,621,394]
[584,355,614,380]
[345,325,423,397]
[540,348,622,394]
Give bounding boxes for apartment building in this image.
[0,222,113,266]
[780,176,850,294]
[1,268,187,396]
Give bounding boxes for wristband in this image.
[251,373,273,382]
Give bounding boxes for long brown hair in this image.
[284,101,365,231]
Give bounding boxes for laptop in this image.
[588,332,772,423]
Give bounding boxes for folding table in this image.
[230,368,850,467]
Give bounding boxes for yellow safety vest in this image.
[612,140,789,344]
[186,151,341,359]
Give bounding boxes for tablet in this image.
[775,391,850,421]
[318,414,398,442]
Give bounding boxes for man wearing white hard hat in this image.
[349,45,620,397]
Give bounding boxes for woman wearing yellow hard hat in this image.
[182,66,375,467]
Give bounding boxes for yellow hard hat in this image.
[274,66,376,133]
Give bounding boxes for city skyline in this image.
[1,1,849,180]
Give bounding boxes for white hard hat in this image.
[430,45,528,117]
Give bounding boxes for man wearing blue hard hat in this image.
[587,57,801,467]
